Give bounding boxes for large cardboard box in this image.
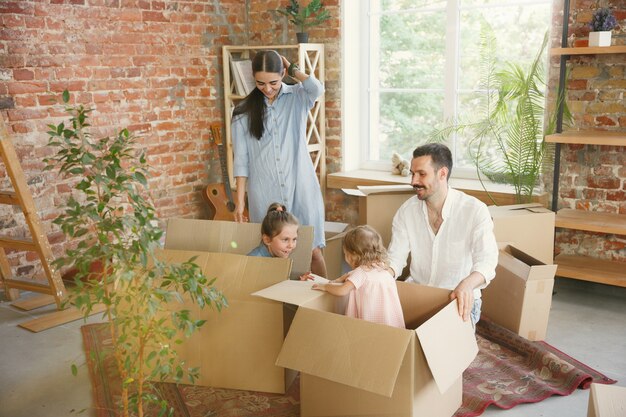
[323,221,349,279]
[165,218,313,279]
[588,383,626,417]
[254,280,478,417]
[343,185,414,246]
[482,245,558,341]
[488,203,555,265]
[155,249,296,393]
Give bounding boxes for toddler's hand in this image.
[311,283,325,291]
[299,272,314,281]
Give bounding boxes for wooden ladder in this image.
[0,116,67,311]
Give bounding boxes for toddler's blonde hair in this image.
[342,225,388,268]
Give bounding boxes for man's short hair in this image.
[413,143,453,180]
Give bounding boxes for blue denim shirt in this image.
[232,76,326,248]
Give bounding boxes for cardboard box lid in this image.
[157,249,292,300]
[588,383,626,417]
[325,221,349,235]
[164,219,313,279]
[342,184,414,197]
[488,202,553,216]
[252,279,328,307]
[275,306,413,398]
[415,300,479,394]
[499,245,558,282]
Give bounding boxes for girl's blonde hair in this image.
[342,225,388,267]
[261,202,299,238]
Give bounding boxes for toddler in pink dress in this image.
[312,225,405,328]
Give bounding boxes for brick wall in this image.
[547,1,626,262]
[0,0,343,282]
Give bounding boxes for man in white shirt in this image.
[387,143,498,326]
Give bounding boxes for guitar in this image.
[204,123,247,221]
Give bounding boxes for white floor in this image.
[1,278,625,417]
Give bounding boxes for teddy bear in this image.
[391,152,410,177]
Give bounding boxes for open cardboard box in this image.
[160,219,314,393]
[165,218,313,279]
[343,185,414,246]
[154,249,296,393]
[588,383,626,417]
[488,203,555,265]
[253,280,478,417]
[481,244,558,341]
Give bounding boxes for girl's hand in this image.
[311,283,325,291]
[234,204,247,223]
[299,272,314,281]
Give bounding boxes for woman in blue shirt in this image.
[232,50,327,277]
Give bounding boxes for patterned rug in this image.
[82,317,615,417]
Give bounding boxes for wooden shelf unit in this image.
[222,44,326,191]
[551,45,626,56]
[554,254,626,287]
[550,1,626,287]
[545,131,626,146]
[556,209,626,235]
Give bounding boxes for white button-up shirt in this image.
[387,188,498,299]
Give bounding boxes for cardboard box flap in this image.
[415,301,478,393]
[502,246,558,281]
[252,280,327,307]
[165,219,313,279]
[357,184,414,195]
[588,383,626,417]
[276,307,413,398]
[158,249,292,301]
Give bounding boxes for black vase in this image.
[296,32,309,43]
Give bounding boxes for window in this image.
[342,0,552,177]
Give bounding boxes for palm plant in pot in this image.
[44,90,227,417]
[430,24,570,204]
[275,0,330,43]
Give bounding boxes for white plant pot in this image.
[589,31,612,47]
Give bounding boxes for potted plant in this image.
[44,90,227,417]
[589,8,617,47]
[275,0,330,43]
[430,24,571,204]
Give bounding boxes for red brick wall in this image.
[0,0,343,282]
[547,1,626,262]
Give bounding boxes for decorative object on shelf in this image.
[391,151,410,177]
[44,90,227,417]
[275,0,330,43]
[589,8,617,47]
[430,26,570,204]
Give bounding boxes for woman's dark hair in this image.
[412,143,453,180]
[261,202,299,239]
[232,50,284,140]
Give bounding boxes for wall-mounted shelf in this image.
[551,45,626,56]
[556,209,626,235]
[545,131,626,146]
[554,254,626,287]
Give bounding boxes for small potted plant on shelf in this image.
[589,8,617,47]
[275,0,330,43]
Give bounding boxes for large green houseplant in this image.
[275,0,330,43]
[44,91,227,417]
[431,25,570,204]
